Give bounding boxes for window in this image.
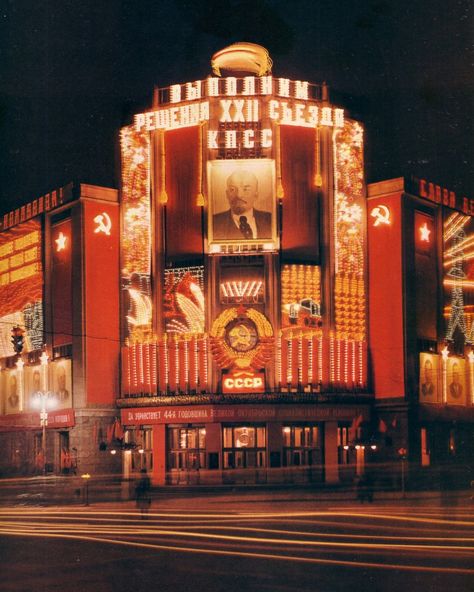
[223,425,266,469]
[282,424,321,467]
[126,427,153,472]
[337,425,350,465]
[167,427,206,470]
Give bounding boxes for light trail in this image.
[0,529,472,575]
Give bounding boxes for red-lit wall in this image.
[164,127,202,262]
[280,127,319,262]
[368,193,405,397]
[83,201,120,405]
[51,218,72,347]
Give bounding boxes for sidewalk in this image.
[0,474,471,508]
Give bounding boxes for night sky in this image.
[1,0,473,213]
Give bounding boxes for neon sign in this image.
[222,371,265,393]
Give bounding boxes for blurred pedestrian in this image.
[135,468,151,518]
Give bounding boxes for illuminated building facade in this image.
[368,177,474,484]
[118,44,372,485]
[0,183,121,476]
[2,44,468,487]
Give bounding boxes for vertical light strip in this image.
[159,130,168,204]
[441,346,449,404]
[138,343,144,388]
[275,123,285,199]
[203,337,208,389]
[16,358,24,412]
[329,333,335,384]
[175,337,180,391]
[469,351,474,404]
[184,338,190,389]
[318,335,323,384]
[287,337,293,385]
[196,123,206,206]
[298,335,303,385]
[164,336,169,389]
[152,341,158,389]
[145,343,151,392]
[276,331,282,387]
[308,336,313,386]
[194,337,199,388]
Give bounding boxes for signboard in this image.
[222,371,265,393]
[121,404,369,425]
[0,408,75,429]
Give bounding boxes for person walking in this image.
[135,469,152,519]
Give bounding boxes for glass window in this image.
[222,425,266,469]
[281,424,321,467]
[125,427,153,472]
[167,426,206,470]
[337,425,350,465]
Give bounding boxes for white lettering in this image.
[294,80,309,100]
[170,84,181,103]
[207,130,218,149]
[207,77,219,96]
[243,129,255,148]
[225,130,237,149]
[185,80,202,101]
[225,77,237,96]
[260,76,273,95]
[261,128,272,148]
[220,99,232,122]
[278,78,290,97]
[242,76,255,95]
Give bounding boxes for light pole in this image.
[32,351,56,476]
[81,473,91,506]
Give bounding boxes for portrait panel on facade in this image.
[24,364,42,410]
[419,353,439,403]
[208,159,276,244]
[3,369,20,414]
[51,359,72,408]
[446,356,466,405]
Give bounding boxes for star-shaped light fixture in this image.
[55,232,67,252]
[419,222,431,242]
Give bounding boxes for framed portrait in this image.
[24,365,43,410]
[446,357,466,405]
[51,359,72,409]
[207,159,276,245]
[419,353,439,403]
[4,369,20,414]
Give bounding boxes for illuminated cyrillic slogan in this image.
[134,101,210,132]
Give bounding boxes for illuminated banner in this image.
[409,177,472,216]
[208,159,276,246]
[121,404,369,425]
[164,266,205,334]
[133,76,345,146]
[222,371,265,394]
[0,409,75,429]
[0,218,43,356]
[281,265,321,331]
[1,186,71,231]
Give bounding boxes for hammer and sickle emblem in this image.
[93,212,112,235]
[370,205,390,227]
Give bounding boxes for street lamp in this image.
[81,473,91,506]
[31,351,56,476]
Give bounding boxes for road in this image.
[0,494,473,592]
